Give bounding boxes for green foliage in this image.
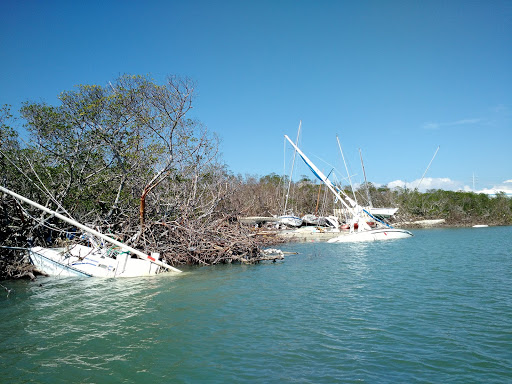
[259,173,285,186]
[3,74,218,228]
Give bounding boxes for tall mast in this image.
[336,135,357,206]
[417,145,440,190]
[283,121,301,215]
[284,135,355,214]
[284,135,392,230]
[359,148,372,207]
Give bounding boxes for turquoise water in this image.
[1,227,511,383]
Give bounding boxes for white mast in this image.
[359,148,373,207]
[284,135,355,214]
[284,135,390,231]
[417,145,440,190]
[283,121,301,215]
[336,135,357,207]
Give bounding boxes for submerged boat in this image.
[284,135,413,243]
[28,244,163,278]
[0,185,182,278]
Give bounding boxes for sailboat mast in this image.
[284,121,301,214]
[417,145,440,190]
[336,135,357,206]
[359,148,372,207]
[314,184,322,215]
[284,135,355,214]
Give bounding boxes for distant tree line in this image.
[232,173,512,226]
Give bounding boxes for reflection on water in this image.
[1,274,183,383]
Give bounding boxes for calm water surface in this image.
[1,227,511,383]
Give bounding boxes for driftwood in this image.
[130,214,284,266]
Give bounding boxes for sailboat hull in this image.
[327,228,413,243]
[278,215,303,227]
[29,248,93,277]
[28,245,161,278]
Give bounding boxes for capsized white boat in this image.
[28,244,163,277]
[0,185,182,277]
[284,135,412,243]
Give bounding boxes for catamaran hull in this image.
[327,228,413,243]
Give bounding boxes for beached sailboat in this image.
[284,135,413,243]
[278,215,303,227]
[0,185,182,277]
[334,140,399,222]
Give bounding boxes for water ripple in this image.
[1,227,512,383]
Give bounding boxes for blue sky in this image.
[1,0,511,194]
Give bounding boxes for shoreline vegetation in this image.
[1,74,511,280]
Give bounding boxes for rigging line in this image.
[310,154,341,176]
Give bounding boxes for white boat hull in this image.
[327,228,413,243]
[28,244,161,278]
[29,248,93,277]
[278,215,303,227]
[367,207,398,218]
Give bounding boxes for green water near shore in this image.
[1,227,511,383]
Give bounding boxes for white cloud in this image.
[422,118,481,130]
[423,122,440,130]
[384,178,512,196]
[450,118,482,126]
[475,184,512,196]
[387,177,463,192]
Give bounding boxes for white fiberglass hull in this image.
[367,207,399,218]
[327,228,413,243]
[29,248,93,277]
[28,244,161,278]
[278,215,303,227]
